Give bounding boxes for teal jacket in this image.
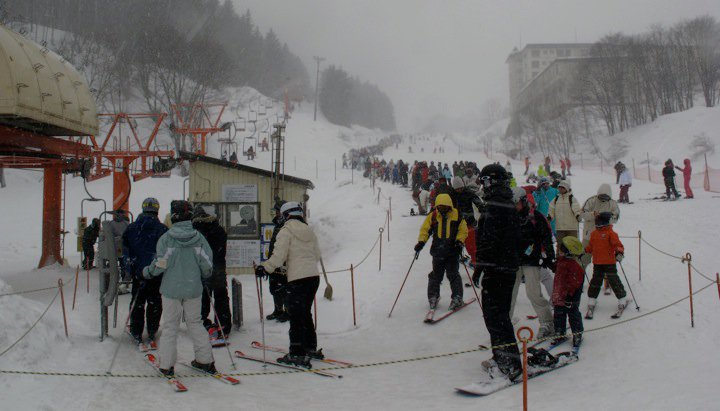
[143,220,213,299]
[533,186,559,232]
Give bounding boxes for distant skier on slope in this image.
[584,212,628,320]
[415,193,469,311]
[675,158,694,199]
[662,159,680,200]
[618,164,633,203]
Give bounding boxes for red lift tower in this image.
[171,102,227,156]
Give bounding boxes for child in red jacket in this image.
[584,212,628,319]
[551,236,585,348]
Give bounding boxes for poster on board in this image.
[226,240,261,268]
[222,184,258,202]
[226,203,260,238]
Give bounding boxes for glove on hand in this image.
[616,253,624,262]
[564,296,574,308]
[414,241,425,253]
[255,265,269,279]
[472,269,482,288]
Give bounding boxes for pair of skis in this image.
[145,354,240,392]
[424,298,477,324]
[234,341,352,379]
[585,301,628,320]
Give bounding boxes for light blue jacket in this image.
[143,221,213,299]
[533,187,558,218]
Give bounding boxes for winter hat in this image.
[170,200,193,223]
[142,197,160,213]
[512,187,528,204]
[193,204,209,219]
[280,201,304,218]
[595,211,613,228]
[560,236,584,256]
[558,180,571,191]
[451,176,465,189]
[435,194,453,208]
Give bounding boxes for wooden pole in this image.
[686,253,694,328]
[517,327,534,411]
[389,197,392,221]
[72,265,79,310]
[58,279,68,337]
[378,228,383,271]
[638,230,642,282]
[350,264,357,327]
[334,159,337,181]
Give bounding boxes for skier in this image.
[662,159,680,200]
[414,193,469,310]
[551,236,585,348]
[122,198,168,347]
[82,218,101,269]
[584,212,628,319]
[548,180,581,245]
[473,164,522,380]
[429,177,454,209]
[613,162,624,185]
[451,176,483,266]
[510,187,555,338]
[108,210,131,294]
[523,157,530,176]
[580,183,620,269]
[192,205,231,337]
[675,158,694,199]
[532,177,558,221]
[142,200,215,376]
[565,157,572,176]
[618,164,632,203]
[265,201,290,323]
[255,202,322,368]
[537,165,548,178]
[559,158,566,179]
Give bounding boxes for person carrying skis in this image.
[580,183,619,268]
[255,202,322,369]
[662,159,680,200]
[551,236,585,348]
[415,193,469,310]
[618,164,632,203]
[511,187,555,338]
[548,180,581,245]
[143,200,215,376]
[122,198,168,348]
[584,212,628,319]
[473,164,522,380]
[192,205,231,337]
[675,158,694,199]
[82,218,101,269]
[265,201,290,323]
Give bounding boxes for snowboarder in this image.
[551,236,585,348]
[265,201,290,323]
[675,158,694,199]
[473,164,522,380]
[548,180,581,245]
[255,202,322,369]
[584,212,628,319]
[510,187,555,338]
[662,159,680,200]
[142,200,215,376]
[415,193,469,310]
[192,205,231,336]
[580,184,620,268]
[82,218,101,269]
[122,198,168,346]
[618,164,632,203]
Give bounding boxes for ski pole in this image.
[618,261,640,311]
[205,284,236,369]
[253,265,267,367]
[461,259,483,312]
[388,252,419,318]
[106,281,142,375]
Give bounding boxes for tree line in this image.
[319,65,396,131]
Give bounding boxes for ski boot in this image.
[266,306,284,321]
[537,324,554,339]
[572,334,583,348]
[584,299,596,320]
[277,353,312,369]
[275,311,290,323]
[497,362,522,381]
[159,367,175,377]
[306,348,325,360]
[428,297,439,310]
[481,358,497,372]
[448,296,463,311]
[550,336,567,346]
[191,360,217,374]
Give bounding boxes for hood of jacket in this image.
[167,220,205,246]
[483,184,514,204]
[684,158,691,166]
[283,219,315,242]
[597,183,612,199]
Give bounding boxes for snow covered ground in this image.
[1,100,719,410]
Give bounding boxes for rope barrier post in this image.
[389,197,392,221]
[86,268,90,294]
[378,228,384,271]
[638,230,642,282]
[350,264,357,327]
[58,279,68,338]
[685,253,694,328]
[72,265,79,310]
[517,327,534,411]
[387,210,391,243]
[716,273,719,302]
[377,187,382,204]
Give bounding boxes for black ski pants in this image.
[588,264,626,300]
[481,269,520,369]
[553,288,583,337]
[268,273,288,312]
[129,277,162,340]
[201,271,232,335]
[428,253,463,301]
[664,178,679,199]
[82,245,94,269]
[286,276,320,356]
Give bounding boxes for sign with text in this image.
[226,239,261,268]
[222,184,258,202]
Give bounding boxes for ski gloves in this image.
[255,265,269,279]
[616,252,624,262]
[414,241,425,252]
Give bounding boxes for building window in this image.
[532,60,539,69]
[531,50,540,57]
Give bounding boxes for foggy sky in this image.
[234,0,719,131]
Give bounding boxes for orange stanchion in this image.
[350,264,357,327]
[517,327,534,411]
[58,279,68,337]
[716,273,719,301]
[637,230,642,282]
[378,228,384,271]
[685,253,694,328]
[72,265,79,310]
[389,197,392,221]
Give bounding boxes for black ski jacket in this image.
[475,185,521,272]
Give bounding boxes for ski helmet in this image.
[280,201,304,218]
[479,163,508,188]
[142,197,160,213]
[560,236,584,256]
[170,200,193,222]
[595,211,613,227]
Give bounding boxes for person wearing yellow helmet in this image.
[415,193,469,311]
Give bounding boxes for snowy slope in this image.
[1,97,719,410]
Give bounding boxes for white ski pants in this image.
[509,266,554,328]
[159,296,213,369]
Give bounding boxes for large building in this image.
[506,43,592,110]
